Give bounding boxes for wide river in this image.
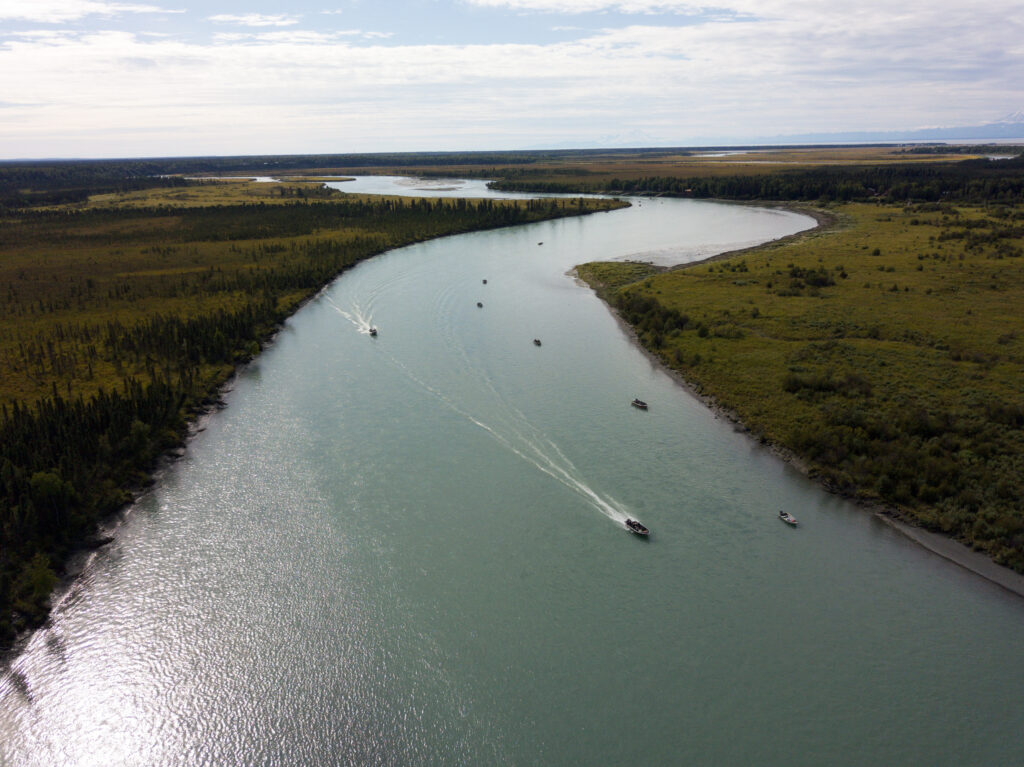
[2,178,1022,766]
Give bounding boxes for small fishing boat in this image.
[477,302,483,308]
[778,510,798,527]
[533,338,542,346]
[631,398,648,410]
[625,519,650,536]
[369,327,378,337]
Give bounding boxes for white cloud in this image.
[0,1,181,23]
[461,0,704,12]
[0,2,1022,156]
[207,14,301,28]
[211,29,393,45]
[213,30,342,44]
[463,0,1021,25]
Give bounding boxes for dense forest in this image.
[2,145,935,210]
[489,155,1024,203]
[0,185,618,646]
[4,148,1024,647]
[0,148,685,209]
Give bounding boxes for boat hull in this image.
[625,519,650,536]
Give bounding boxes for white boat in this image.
[778,510,798,527]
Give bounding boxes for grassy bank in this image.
[578,201,1024,572]
[0,180,625,644]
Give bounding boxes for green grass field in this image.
[579,201,1024,570]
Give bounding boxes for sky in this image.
[1,0,1022,159]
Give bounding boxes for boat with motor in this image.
[534,338,542,346]
[369,327,378,337]
[631,398,648,410]
[625,519,650,536]
[477,302,483,308]
[778,510,798,526]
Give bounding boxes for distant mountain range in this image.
[757,110,1024,145]
[537,111,1024,150]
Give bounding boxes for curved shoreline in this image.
[1,196,626,660]
[578,201,1024,600]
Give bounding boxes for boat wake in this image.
[381,344,630,526]
[323,295,375,335]
[324,279,631,526]
[467,411,629,524]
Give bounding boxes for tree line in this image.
[490,156,1024,203]
[0,192,614,645]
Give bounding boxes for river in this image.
[2,178,1022,766]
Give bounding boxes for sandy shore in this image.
[875,511,1024,598]
[577,202,1024,600]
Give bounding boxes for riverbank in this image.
[0,188,627,652]
[576,200,1024,597]
[667,202,840,270]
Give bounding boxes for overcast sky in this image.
[1,0,1022,158]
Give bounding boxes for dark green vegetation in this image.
[0,149,691,208]
[579,201,1024,572]
[4,145,1023,645]
[491,155,1024,203]
[0,164,189,209]
[0,177,621,645]
[2,145,980,210]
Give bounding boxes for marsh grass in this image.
[580,202,1024,570]
[318,146,975,191]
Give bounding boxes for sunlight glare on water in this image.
[2,180,1023,766]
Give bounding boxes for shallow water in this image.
[2,184,1022,766]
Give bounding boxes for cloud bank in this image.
[0,0,1021,157]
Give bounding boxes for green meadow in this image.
[579,202,1024,570]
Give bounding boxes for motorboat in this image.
[477,302,483,308]
[778,510,798,527]
[625,519,650,536]
[534,339,542,346]
[631,398,648,410]
[369,327,378,337]
[483,279,488,284]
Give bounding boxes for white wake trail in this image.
[466,415,628,522]
[323,290,629,525]
[324,295,374,335]
[382,350,629,524]
[446,330,629,521]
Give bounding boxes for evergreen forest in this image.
[0,179,619,645]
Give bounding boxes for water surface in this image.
[2,183,1022,766]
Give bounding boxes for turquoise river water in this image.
[1,178,1022,766]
